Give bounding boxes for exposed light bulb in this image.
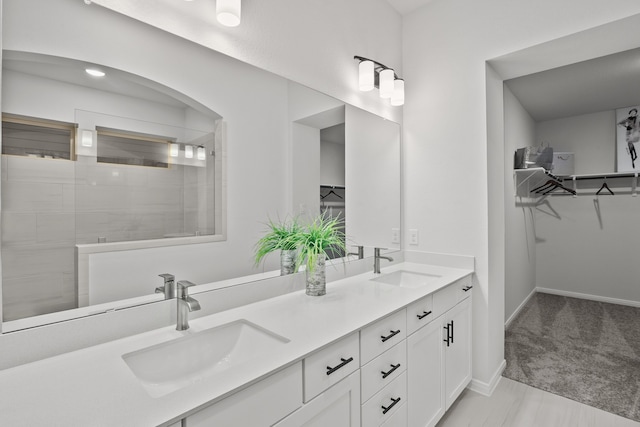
[81,130,94,147]
[379,69,394,99]
[169,143,179,158]
[197,146,206,160]
[185,145,194,159]
[217,0,241,27]
[390,79,405,106]
[358,60,374,92]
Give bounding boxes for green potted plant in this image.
[295,212,347,296]
[254,216,303,275]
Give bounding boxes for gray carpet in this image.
[504,292,640,421]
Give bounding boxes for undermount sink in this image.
[371,270,442,288]
[122,319,289,398]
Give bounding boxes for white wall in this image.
[504,87,537,323]
[92,0,403,125]
[320,141,345,187]
[292,123,321,219]
[345,105,401,249]
[403,0,640,389]
[537,111,616,174]
[534,110,640,305]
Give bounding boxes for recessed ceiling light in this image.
[85,68,105,77]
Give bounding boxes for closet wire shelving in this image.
[514,167,640,198]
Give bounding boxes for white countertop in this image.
[0,262,472,426]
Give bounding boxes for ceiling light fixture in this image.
[216,0,241,27]
[85,68,105,77]
[354,56,404,106]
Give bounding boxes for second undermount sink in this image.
[122,319,289,398]
[371,270,442,288]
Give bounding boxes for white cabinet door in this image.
[444,297,471,409]
[407,319,445,427]
[274,371,361,427]
[184,362,302,427]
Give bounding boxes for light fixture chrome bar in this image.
[353,55,402,84]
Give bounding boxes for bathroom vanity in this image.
[0,259,473,426]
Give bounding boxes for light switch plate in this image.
[409,229,419,245]
[391,228,400,244]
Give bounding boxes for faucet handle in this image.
[177,280,196,289]
[156,273,176,299]
[177,280,197,298]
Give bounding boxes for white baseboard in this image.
[468,359,506,396]
[536,287,640,308]
[504,287,537,328]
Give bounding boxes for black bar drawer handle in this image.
[381,363,401,379]
[381,329,401,343]
[382,397,401,415]
[326,357,354,376]
[443,323,451,347]
[417,310,432,320]
[463,285,473,292]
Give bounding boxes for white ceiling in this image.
[505,47,640,122]
[385,0,436,15]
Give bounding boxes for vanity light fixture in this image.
[197,146,206,160]
[170,143,180,158]
[391,79,405,106]
[353,56,404,106]
[216,0,241,27]
[85,68,105,77]
[358,60,375,91]
[185,145,194,159]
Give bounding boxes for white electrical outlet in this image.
[409,229,419,245]
[391,228,400,244]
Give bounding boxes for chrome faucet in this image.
[176,280,201,331]
[347,245,365,259]
[155,273,176,299]
[374,248,394,274]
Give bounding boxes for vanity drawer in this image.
[433,275,472,316]
[361,340,407,403]
[456,274,474,301]
[303,333,359,402]
[361,309,407,365]
[362,371,407,427]
[406,294,434,335]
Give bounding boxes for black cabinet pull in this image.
[381,397,401,414]
[381,363,401,379]
[417,310,432,320]
[463,285,473,292]
[443,324,451,347]
[450,320,454,344]
[326,357,353,376]
[381,329,400,343]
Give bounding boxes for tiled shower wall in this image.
[1,155,209,321]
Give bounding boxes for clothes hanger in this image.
[596,180,614,195]
[321,189,343,199]
[531,180,556,193]
[531,179,576,195]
